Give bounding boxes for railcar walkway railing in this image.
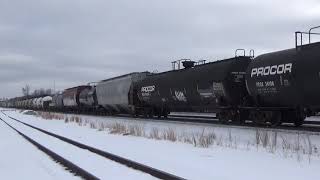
[295,25,320,49]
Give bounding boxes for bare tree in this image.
[32,88,53,96]
[39,88,45,95]
[45,89,52,95]
[32,89,39,96]
[22,84,31,96]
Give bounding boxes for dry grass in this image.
[197,130,216,148]
[31,111,320,161]
[109,123,127,134]
[179,129,216,148]
[254,129,319,162]
[38,111,65,120]
[35,112,218,148]
[149,128,161,140]
[162,128,177,142]
[128,125,144,136]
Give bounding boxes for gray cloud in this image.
[1,0,320,97]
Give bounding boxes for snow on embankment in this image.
[0,114,80,180]
[3,109,320,180]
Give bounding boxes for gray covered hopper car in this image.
[96,72,149,114]
[50,94,64,109]
[63,86,91,108]
[79,86,97,109]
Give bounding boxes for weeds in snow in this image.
[38,111,65,120]
[196,129,216,148]
[149,128,161,140]
[162,128,177,142]
[179,129,216,148]
[128,125,144,136]
[109,123,127,134]
[32,111,320,162]
[254,129,319,162]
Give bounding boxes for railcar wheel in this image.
[163,110,169,118]
[148,110,154,118]
[143,110,148,118]
[294,117,304,127]
[235,110,247,125]
[270,111,282,127]
[134,110,139,117]
[154,108,161,118]
[294,109,305,127]
[250,111,265,126]
[217,111,228,124]
[160,108,169,118]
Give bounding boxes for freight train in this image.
[3,27,320,127]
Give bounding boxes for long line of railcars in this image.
[3,26,320,127]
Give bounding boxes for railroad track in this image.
[0,111,186,180]
[0,117,99,180]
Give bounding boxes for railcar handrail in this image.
[171,59,207,70]
[295,25,320,49]
[235,49,246,57]
[87,82,98,86]
[295,31,303,48]
[196,59,206,65]
[249,49,255,58]
[171,59,192,70]
[309,25,320,43]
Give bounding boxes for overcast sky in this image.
[0,0,319,98]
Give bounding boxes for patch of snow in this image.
[21,110,38,116]
[0,117,80,180]
[0,112,156,180]
[2,109,320,180]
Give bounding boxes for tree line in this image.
[22,84,54,96]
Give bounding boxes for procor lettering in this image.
[251,63,292,77]
[141,85,155,93]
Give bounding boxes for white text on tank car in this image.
[251,63,292,77]
[141,85,155,93]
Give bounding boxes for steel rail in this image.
[0,117,99,180]
[1,111,186,180]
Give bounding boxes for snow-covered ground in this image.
[1,108,320,180]
[0,116,80,180]
[0,111,156,180]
